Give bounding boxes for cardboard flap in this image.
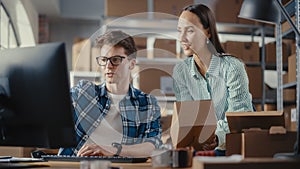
[226,111,285,133]
[173,100,216,127]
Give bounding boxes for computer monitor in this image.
[0,42,76,149]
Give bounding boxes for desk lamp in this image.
[239,0,300,159]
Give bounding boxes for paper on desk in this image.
[0,157,44,163]
[193,154,243,163]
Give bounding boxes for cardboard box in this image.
[246,66,262,99]
[288,54,296,83]
[213,0,255,24]
[91,47,100,72]
[133,37,147,50]
[226,111,296,157]
[0,146,35,157]
[265,42,289,64]
[105,0,147,17]
[290,108,297,131]
[226,130,297,157]
[134,63,175,96]
[282,15,296,33]
[284,105,296,131]
[223,41,260,63]
[170,100,216,151]
[255,104,276,111]
[283,88,296,102]
[226,111,285,133]
[72,38,91,71]
[154,39,177,58]
[153,0,193,17]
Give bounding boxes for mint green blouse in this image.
[172,54,253,150]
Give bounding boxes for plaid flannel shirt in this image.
[59,80,162,156]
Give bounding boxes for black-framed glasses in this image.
[96,55,126,66]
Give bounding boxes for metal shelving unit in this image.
[276,0,300,115]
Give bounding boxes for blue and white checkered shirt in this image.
[59,80,162,156]
[173,54,254,150]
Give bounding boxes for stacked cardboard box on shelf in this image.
[212,0,256,24]
[265,42,289,64]
[245,66,262,99]
[105,0,147,17]
[222,41,260,63]
[288,54,296,83]
[154,39,177,58]
[72,38,91,71]
[133,63,175,96]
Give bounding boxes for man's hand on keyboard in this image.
[77,144,115,157]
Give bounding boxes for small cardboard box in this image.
[226,130,296,157]
[170,100,216,151]
[226,111,296,157]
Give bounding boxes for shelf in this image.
[136,58,182,65]
[217,23,274,37]
[282,81,297,89]
[281,0,296,23]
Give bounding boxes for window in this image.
[0,2,19,50]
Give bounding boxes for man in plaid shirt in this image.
[59,30,162,157]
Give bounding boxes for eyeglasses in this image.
[96,55,126,66]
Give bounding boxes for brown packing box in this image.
[282,15,296,33]
[105,0,147,17]
[246,66,262,99]
[153,0,193,17]
[223,41,260,63]
[134,63,175,96]
[213,0,242,23]
[265,42,289,64]
[0,147,36,157]
[72,38,91,71]
[226,111,285,133]
[255,104,276,111]
[283,88,296,102]
[212,0,255,24]
[284,105,297,131]
[90,47,100,72]
[226,130,296,157]
[170,100,216,151]
[225,111,297,157]
[288,54,296,83]
[154,39,177,58]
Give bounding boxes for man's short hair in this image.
[95,30,137,59]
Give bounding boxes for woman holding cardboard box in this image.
[172,4,254,155]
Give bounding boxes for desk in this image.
[1,158,300,169]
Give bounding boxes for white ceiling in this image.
[30,0,105,20]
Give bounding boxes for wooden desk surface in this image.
[1,158,299,169]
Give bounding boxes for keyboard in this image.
[41,155,148,163]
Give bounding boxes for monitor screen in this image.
[0,42,76,149]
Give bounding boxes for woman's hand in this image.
[201,134,218,151]
[77,144,115,156]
